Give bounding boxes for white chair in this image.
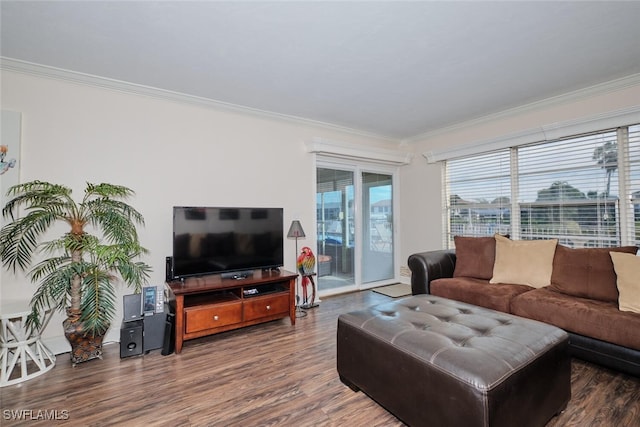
[0,300,56,387]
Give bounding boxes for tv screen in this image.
[172,207,284,279]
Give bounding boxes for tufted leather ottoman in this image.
[337,295,570,427]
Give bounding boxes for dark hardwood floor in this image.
[2,290,639,426]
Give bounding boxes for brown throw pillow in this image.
[610,251,640,313]
[490,235,558,288]
[549,245,638,302]
[453,236,497,280]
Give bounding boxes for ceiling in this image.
[2,1,640,142]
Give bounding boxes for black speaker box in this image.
[123,294,142,323]
[143,312,166,353]
[165,256,174,282]
[120,320,143,358]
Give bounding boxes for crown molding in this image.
[306,137,413,166]
[423,105,640,163]
[4,57,639,148]
[406,73,640,145]
[0,57,398,144]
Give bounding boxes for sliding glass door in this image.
[316,164,396,295]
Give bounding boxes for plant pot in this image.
[63,317,106,366]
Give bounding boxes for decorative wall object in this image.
[0,111,21,217]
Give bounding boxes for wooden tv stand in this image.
[166,269,297,354]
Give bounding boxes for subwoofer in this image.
[120,320,143,358]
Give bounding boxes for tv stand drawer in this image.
[244,293,289,321]
[184,301,242,333]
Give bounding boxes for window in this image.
[519,130,619,247]
[445,151,511,247]
[444,124,639,248]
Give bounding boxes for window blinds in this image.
[444,150,511,247]
[628,125,640,245]
[518,130,620,247]
[444,124,638,248]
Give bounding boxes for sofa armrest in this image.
[407,250,456,295]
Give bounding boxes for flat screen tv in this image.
[172,206,284,279]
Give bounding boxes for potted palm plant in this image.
[0,181,152,364]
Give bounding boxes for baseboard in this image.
[41,336,71,356]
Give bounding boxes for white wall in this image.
[399,81,640,264]
[0,70,397,351]
[4,68,639,352]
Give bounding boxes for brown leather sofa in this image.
[408,239,640,377]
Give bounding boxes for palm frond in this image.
[1,180,77,271]
[84,198,144,244]
[80,267,116,335]
[84,182,135,200]
[64,233,98,254]
[28,255,72,282]
[91,243,150,289]
[27,262,76,331]
[0,210,60,271]
[2,181,73,220]
[38,234,94,258]
[116,260,151,294]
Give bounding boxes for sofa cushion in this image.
[511,288,640,351]
[452,236,497,280]
[610,252,640,313]
[490,235,558,288]
[430,277,533,313]
[549,245,638,303]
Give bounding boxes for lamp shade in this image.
[287,220,306,238]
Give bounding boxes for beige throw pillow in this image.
[490,235,558,288]
[610,251,640,314]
